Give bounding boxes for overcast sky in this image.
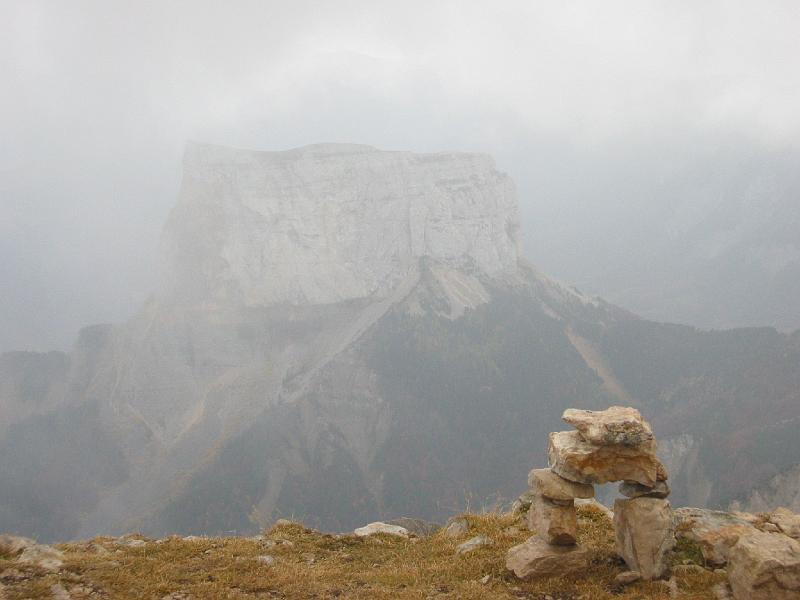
[2,1,800,351]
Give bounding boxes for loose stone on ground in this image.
[353,522,409,537]
[506,536,590,580]
[455,536,490,554]
[727,529,800,600]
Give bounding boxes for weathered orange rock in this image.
[549,430,662,486]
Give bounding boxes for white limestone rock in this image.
[614,497,675,579]
[162,143,521,308]
[506,536,590,580]
[727,530,800,600]
[562,406,654,446]
[353,522,409,538]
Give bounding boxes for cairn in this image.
[507,406,675,580]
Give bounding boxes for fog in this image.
[3,0,800,352]
[4,2,800,552]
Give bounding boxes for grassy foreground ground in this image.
[1,505,723,599]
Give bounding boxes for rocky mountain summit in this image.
[162,142,521,307]
[1,143,800,544]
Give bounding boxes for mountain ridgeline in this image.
[1,143,798,542]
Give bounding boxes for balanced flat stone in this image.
[727,530,800,600]
[549,430,662,486]
[528,494,578,545]
[614,497,675,579]
[619,480,670,499]
[528,468,594,502]
[562,406,654,446]
[506,536,590,580]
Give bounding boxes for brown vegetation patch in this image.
[0,507,724,599]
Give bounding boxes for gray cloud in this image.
[3,0,800,350]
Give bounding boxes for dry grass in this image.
[0,506,725,599]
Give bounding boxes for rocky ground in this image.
[4,407,799,599]
[0,504,737,600]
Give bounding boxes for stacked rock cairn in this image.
[507,406,675,580]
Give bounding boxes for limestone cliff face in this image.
[161,143,521,307]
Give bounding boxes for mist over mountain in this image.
[526,140,800,332]
[2,144,798,543]
[4,1,800,353]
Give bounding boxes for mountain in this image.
[1,143,798,542]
